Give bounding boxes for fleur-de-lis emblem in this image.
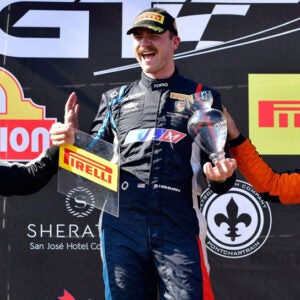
[215,198,251,241]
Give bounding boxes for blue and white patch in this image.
[124,128,186,144]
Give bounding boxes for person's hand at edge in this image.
[203,158,237,182]
[49,92,79,145]
[223,106,240,141]
[64,92,79,130]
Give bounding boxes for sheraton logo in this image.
[59,143,119,192]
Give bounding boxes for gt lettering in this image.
[0,0,89,58]
[0,0,294,59]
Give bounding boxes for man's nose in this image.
[139,37,151,46]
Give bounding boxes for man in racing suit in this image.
[90,71,236,300]
[224,107,300,204]
[90,8,236,300]
[50,7,237,300]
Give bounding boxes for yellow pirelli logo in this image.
[135,12,165,25]
[170,92,192,101]
[249,74,300,154]
[59,143,119,192]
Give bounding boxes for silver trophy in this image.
[186,90,213,112]
[187,91,227,164]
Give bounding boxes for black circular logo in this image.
[200,180,272,258]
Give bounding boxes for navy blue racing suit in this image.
[89,69,235,300]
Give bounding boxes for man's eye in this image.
[151,35,160,40]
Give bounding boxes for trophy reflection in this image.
[187,91,227,164]
[186,90,213,112]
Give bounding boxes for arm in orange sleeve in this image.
[229,135,300,204]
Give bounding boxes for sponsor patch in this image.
[151,82,169,90]
[170,92,192,101]
[122,101,141,113]
[135,12,165,25]
[174,100,185,112]
[124,128,186,144]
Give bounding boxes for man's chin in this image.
[141,65,156,74]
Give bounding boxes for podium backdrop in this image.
[0,1,299,299]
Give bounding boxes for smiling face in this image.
[133,29,180,79]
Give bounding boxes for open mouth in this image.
[141,50,156,61]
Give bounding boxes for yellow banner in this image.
[249,74,300,155]
[59,143,119,192]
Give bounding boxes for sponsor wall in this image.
[0,1,299,299]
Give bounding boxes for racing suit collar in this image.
[141,68,180,90]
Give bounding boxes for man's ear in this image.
[172,36,181,50]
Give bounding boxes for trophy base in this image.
[209,151,225,164]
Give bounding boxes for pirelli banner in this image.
[0,1,299,299]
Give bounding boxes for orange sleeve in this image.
[230,139,300,204]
